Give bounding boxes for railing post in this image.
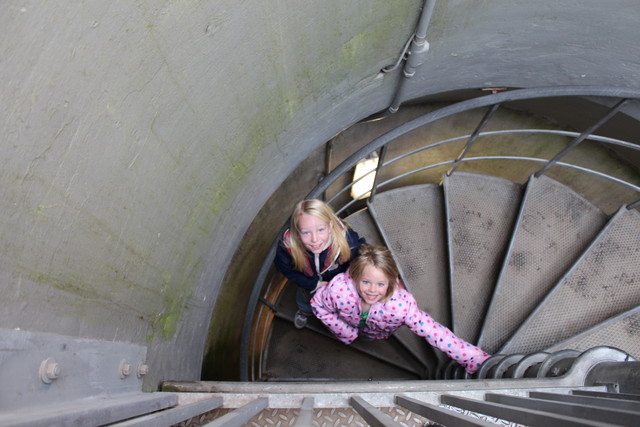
[446,103,500,177]
[368,146,388,203]
[535,98,629,177]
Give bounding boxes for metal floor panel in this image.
[444,172,522,343]
[478,175,607,353]
[545,306,640,359]
[370,185,450,328]
[191,406,431,427]
[501,207,640,354]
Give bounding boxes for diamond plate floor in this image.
[176,406,431,427]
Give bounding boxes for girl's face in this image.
[297,213,331,254]
[356,264,391,305]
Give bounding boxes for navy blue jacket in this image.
[274,228,366,291]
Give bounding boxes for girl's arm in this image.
[274,244,318,291]
[310,278,359,344]
[403,292,490,374]
[346,228,367,258]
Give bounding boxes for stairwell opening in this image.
[202,88,640,384]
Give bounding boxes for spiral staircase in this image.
[12,89,639,426]
[157,89,640,427]
[162,171,640,426]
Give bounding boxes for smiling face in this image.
[296,213,332,254]
[356,264,391,306]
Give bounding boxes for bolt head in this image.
[47,363,61,379]
[137,363,149,378]
[39,358,60,384]
[120,360,132,378]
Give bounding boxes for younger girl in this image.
[310,245,491,374]
[274,199,366,328]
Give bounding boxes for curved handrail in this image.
[240,86,640,380]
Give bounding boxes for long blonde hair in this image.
[349,245,399,302]
[288,199,351,272]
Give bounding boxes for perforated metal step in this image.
[346,206,436,376]
[369,185,450,328]
[546,306,640,359]
[478,174,607,353]
[443,172,523,343]
[343,207,384,246]
[501,207,640,354]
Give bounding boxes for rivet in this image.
[39,358,60,384]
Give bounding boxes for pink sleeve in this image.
[310,275,359,344]
[403,292,491,374]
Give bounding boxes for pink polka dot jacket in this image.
[310,270,491,374]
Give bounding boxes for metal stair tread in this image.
[444,171,523,343]
[478,174,608,353]
[345,206,436,376]
[501,207,640,354]
[343,207,385,246]
[369,184,450,327]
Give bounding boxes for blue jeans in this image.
[295,287,313,316]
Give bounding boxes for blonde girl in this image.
[274,199,366,328]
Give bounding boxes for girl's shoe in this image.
[294,310,309,328]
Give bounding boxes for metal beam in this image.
[203,397,268,427]
[396,394,495,427]
[350,395,403,427]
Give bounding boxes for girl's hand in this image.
[318,281,328,287]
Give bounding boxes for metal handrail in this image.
[240,86,640,381]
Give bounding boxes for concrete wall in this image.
[2,0,640,388]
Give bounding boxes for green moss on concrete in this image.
[161,312,178,339]
[341,32,371,67]
[27,272,105,301]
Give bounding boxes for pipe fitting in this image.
[404,39,430,77]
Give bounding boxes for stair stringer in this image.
[478,174,608,354]
[500,207,640,354]
[443,172,523,343]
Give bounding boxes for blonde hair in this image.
[349,245,399,302]
[289,199,351,272]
